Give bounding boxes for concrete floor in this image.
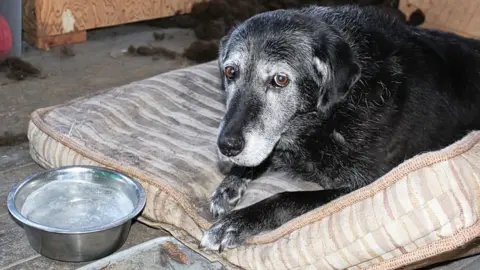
[1,21,480,270]
[0,23,196,137]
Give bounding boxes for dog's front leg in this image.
[201,188,350,252]
[210,163,269,219]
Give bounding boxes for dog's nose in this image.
[218,135,245,157]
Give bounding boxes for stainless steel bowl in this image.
[7,165,146,262]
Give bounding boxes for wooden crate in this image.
[399,0,480,37]
[22,0,204,49]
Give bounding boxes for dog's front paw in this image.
[209,175,249,219]
[200,210,256,252]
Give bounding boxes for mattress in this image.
[28,61,480,269]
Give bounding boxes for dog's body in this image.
[200,5,480,251]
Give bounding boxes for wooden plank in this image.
[0,156,41,267]
[0,215,41,269]
[1,220,167,269]
[429,254,480,270]
[0,143,33,172]
[23,30,87,50]
[399,0,480,38]
[22,0,39,38]
[0,163,41,216]
[80,0,203,30]
[23,0,204,38]
[0,143,41,216]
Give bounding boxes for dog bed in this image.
[28,61,480,270]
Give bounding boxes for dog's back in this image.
[288,5,480,188]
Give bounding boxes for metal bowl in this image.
[7,165,146,262]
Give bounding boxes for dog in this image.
[199,4,480,252]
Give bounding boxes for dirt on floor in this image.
[0,57,43,81]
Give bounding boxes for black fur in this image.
[201,5,480,251]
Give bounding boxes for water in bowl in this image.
[21,180,135,231]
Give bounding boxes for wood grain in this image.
[0,163,41,216]
[399,0,480,37]
[24,30,87,49]
[22,0,39,38]
[0,215,40,269]
[0,143,34,172]
[0,153,41,270]
[24,0,204,37]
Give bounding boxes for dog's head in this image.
[216,7,361,167]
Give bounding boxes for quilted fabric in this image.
[28,61,480,269]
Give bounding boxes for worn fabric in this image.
[28,61,480,269]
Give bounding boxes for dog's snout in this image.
[218,135,245,157]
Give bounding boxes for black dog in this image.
[200,5,480,251]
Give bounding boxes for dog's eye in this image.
[224,66,236,80]
[272,74,289,87]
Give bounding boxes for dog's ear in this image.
[313,35,361,114]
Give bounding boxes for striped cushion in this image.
[28,61,480,269]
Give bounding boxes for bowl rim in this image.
[7,165,147,234]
